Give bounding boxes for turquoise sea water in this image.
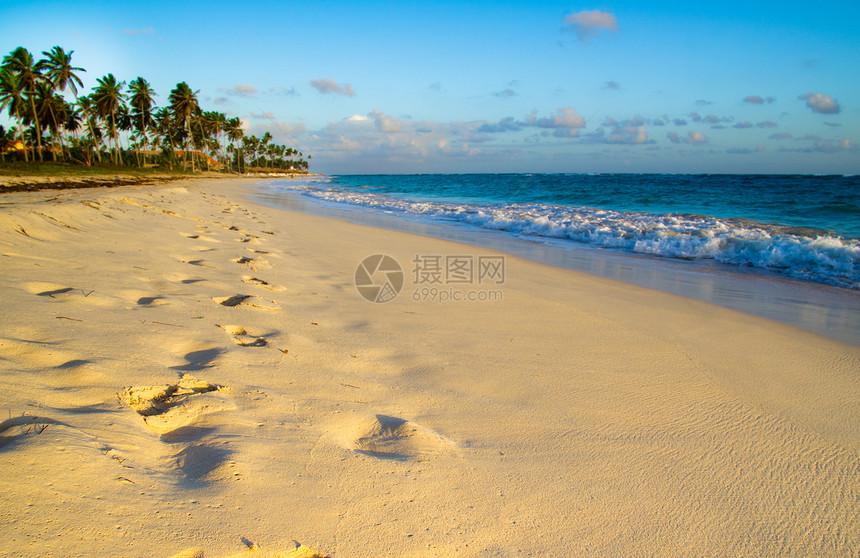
[265,174,860,289]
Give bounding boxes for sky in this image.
[1,0,859,174]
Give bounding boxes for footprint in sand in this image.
[212,294,280,310]
[241,275,285,292]
[235,233,260,245]
[218,324,270,347]
[36,286,75,297]
[232,255,269,270]
[136,295,164,306]
[120,376,237,485]
[26,282,76,298]
[332,414,456,461]
[214,294,252,307]
[184,232,220,244]
[165,273,207,285]
[178,257,216,269]
[119,374,232,432]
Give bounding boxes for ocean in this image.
[251,173,860,344]
[262,174,859,288]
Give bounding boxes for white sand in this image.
[0,178,857,557]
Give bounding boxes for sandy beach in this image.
[1,177,858,557]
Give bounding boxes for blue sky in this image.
[1,0,858,174]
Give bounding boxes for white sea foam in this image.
[274,182,860,289]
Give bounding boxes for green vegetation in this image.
[0,45,309,173]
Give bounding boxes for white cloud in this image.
[311,78,356,97]
[562,10,618,41]
[808,139,852,153]
[687,131,707,144]
[369,110,403,133]
[234,84,257,95]
[727,145,765,155]
[245,120,307,141]
[123,26,156,36]
[219,84,259,97]
[608,125,648,144]
[477,117,521,134]
[667,131,707,144]
[330,136,363,151]
[799,92,841,114]
[527,107,586,137]
[269,86,298,97]
[743,95,775,105]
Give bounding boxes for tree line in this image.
[0,46,309,173]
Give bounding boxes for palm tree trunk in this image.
[47,104,59,162]
[140,113,147,168]
[186,117,195,172]
[29,96,43,161]
[110,112,118,165]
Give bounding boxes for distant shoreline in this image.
[0,169,316,193]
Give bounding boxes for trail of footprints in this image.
[22,193,457,492]
[116,201,285,484]
[10,194,291,487]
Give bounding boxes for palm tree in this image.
[153,107,178,169]
[0,68,29,161]
[225,116,244,173]
[38,46,96,163]
[128,76,156,167]
[32,80,63,161]
[168,81,200,172]
[201,110,227,169]
[76,95,102,164]
[2,47,44,161]
[117,102,132,156]
[92,74,125,164]
[64,106,82,146]
[37,46,83,92]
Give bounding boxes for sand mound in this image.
[351,414,456,460]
